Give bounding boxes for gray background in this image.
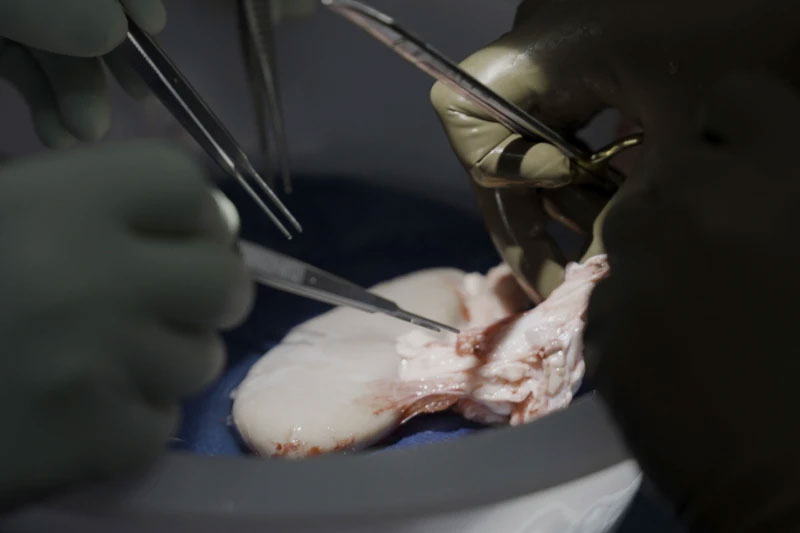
[0,0,528,211]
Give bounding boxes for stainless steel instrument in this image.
[240,240,460,334]
[119,16,301,239]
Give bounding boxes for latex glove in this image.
[0,142,254,510]
[584,73,800,531]
[431,0,800,189]
[0,0,166,148]
[430,0,799,300]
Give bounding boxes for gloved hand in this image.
[584,72,800,531]
[430,0,799,299]
[431,0,800,189]
[0,0,167,148]
[0,142,254,510]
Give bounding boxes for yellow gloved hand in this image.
[430,0,799,299]
[431,0,799,188]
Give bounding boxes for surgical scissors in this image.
[239,240,460,334]
[322,0,643,189]
[118,15,302,239]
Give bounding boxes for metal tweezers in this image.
[239,240,460,334]
[322,0,644,188]
[118,15,302,240]
[237,0,293,195]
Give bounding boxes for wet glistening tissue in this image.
[232,256,609,458]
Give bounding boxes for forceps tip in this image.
[392,309,460,335]
[437,324,461,335]
[244,166,303,234]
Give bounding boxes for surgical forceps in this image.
[237,0,293,195]
[118,15,302,239]
[322,0,643,189]
[239,241,460,334]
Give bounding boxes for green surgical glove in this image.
[0,141,254,510]
[585,73,800,532]
[0,0,167,148]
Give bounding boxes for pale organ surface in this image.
[232,257,608,458]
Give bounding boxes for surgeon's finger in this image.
[104,47,151,101]
[429,27,610,188]
[30,50,111,142]
[131,242,255,330]
[0,43,76,148]
[120,0,167,35]
[0,0,128,57]
[123,321,227,404]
